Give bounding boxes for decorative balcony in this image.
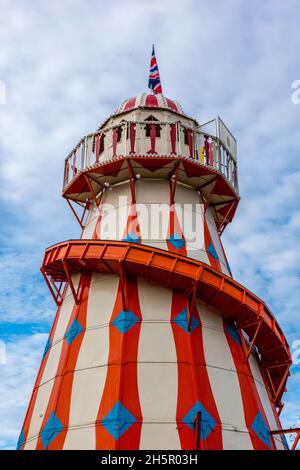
[63,118,238,194]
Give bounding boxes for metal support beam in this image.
[169,160,180,205]
[127,159,136,204]
[270,427,300,450]
[65,198,84,228]
[264,362,291,404]
[274,365,291,402]
[240,315,264,362]
[40,268,62,306]
[84,173,100,207]
[62,261,79,305]
[80,200,90,226]
[277,402,284,417]
[218,200,237,236]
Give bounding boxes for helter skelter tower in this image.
[18,53,293,450]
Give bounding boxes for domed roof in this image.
[114,93,186,116]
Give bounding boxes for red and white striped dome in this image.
[114,93,186,116]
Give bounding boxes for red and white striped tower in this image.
[18,91,292,450]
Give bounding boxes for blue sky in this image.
[0,0,299,449]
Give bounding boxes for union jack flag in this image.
[148,45,163,94]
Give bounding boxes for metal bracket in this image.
[270,427,300,450]
[238,314,264,362]
[118,262,128,311]
[62,261,80,305]
[84,173,100,207]
[65,198,90,229]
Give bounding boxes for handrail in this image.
[62,121,239,193]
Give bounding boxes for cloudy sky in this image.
[0,0,300,449]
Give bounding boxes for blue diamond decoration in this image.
[173,307,200,334]
[182,401,216,440]
[251,411,271,448]
[226,321,241,345]
[65,319,83,345]
[42,336,52,359]
[100,401,136,440]
[16,427,25,450]
[207,243,219,260]
[123,230,140,243]
[168,232,185,250]
[40,412,63,449]
[112,310,139,334]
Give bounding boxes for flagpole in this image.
[151,44,154,95]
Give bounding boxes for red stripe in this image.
[145,94,158,107]
[124,97,136,112]
[171,292,222,449]
[166,99,178,112]
[95,276,142,449]
[35,274,92,449]
[224,319,276,450]
[21,285,69,448]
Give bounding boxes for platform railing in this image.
[63,121,238,193]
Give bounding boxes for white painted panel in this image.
[138,364,180,450]
[137,279,180,449]
[174,183,202,211]
[63,426,96,450]
[63,367,108,449]
[198,302,253,449]
[138,424,179,450]
[221,430,253,450]
[136,179,170,205]
[136,179,169,251]
[137,323,178,363]
[52,276,80,343]
[103,181,132,207]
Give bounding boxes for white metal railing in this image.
[63,120,238,193]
